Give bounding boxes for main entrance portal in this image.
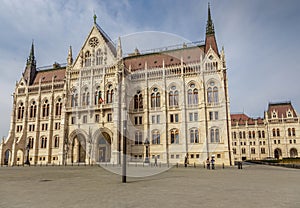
[96,132,111,163]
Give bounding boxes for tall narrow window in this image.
[169,86,179,107]
[210,128,220,143]
[292,128,296,136]
[213,87,218,103]
[71,89,78,107]
[28,137,34,149]
[54,136,59,148]
[272,128,276,137]
[152,130,160,144]
[85,51,91,67]
[94,86,103,105]
[134,90,143,110]
[190,129,199,143]
[29,101,37,118]
[106,85,114,104]
[170,129,179,144]
[288,128,291,137]
[55,98,62,116]
[82,87,89,106]
[96,49,103,65]
[277,128,280,137]
[17,102,25,120]
[42,100,49,118]
[207,87,212,104]
[40,137,47,148]
[151,88,160,108]
[135,131,143,145]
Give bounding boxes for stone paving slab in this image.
[0,164,299,208]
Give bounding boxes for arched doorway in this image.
[71,134,86,163]
[274,148,282,159]
[16,149,24,165]
[290,148,298,158]
[96,132,111,162]
[4,149,11,165]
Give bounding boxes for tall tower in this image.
[205,3,219,55]
[23,42,37,85]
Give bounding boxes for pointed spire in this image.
[27,40,36,66]
[67,45,73,66]
[206,3,215,35]
[117,37,122,59]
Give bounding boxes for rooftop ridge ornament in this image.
[93,12,97,24]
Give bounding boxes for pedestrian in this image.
[154,155,158,167]
[206,158,210,169]
[211,157,215,170]
[184,154,188,167]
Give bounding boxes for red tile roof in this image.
[267,102,297,118]
[231,113,264,126]
[32,67,66,85]
[124,46,205,71]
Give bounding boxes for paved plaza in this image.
[0,163,299,208]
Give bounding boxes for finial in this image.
[67,45,73,66]
[93,12,97,24]
[206,2,215,35]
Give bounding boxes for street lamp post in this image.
[144,138,150,163]
[24,143,30,166]
[122,120,127,183]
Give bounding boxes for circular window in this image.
[171,86,176,90]
[190,84,195,88]
[89,37,99,47]
[153,88,158,92]
[210,81,215,86]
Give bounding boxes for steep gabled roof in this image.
[32,67,66,85]
[267,102,297,119]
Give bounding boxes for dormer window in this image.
[287,110,292,118]
[272,111,277,118]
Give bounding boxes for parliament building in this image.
[0,5,299,167]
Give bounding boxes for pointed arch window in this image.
[188,84,198,106]
[170,129,179,144]
[17,102,25,120]
[134,90,143,110]
[106,85,114,104]
[84,51,91,67]
[135,131,143,145]
[150,88,160,108]
[42,100,49,118]
[53,136,59,148]
[272,128,276,137]
[213,87,218,103]
[27,137,34,149]
[40,136,47,149]
[210,128,220,143]
[96,49,103,65]
[152,130,160,144]
[55,98,62,116]
[190,128,199,143]
[71,89,78,107]
[169,86,179,107]
[29,101,37,118]
[94,86,103,105]
[288,128,291,137]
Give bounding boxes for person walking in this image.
[206,158,210,169]
[211,157,215,170]
[154,155,158,167]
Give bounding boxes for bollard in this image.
[176,163,179,168]
[222,163,225,169]
[194,162,196,168]
[203,162,205,169]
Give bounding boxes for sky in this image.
[0,0,300,137]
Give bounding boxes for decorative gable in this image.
[72,22,116,70]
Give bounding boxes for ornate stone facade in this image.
[0,6,233,166]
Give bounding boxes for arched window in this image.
[150,88,160,108]
[248,131,252,139]
[96,49,103,65]
[252,131,255,138]
[152,130,160,144]
[213,87,218,103]
[187,84,199,106]
[262,130,265,138]
[233,148,236,154]
[17,102,25,120]
[106,85,114,104]
[40,136,47,148]
[207,87,213,104]
[28,137,34,149]
[251,148,256,154]
[29,101,37,118]
[272,128,276,137]
[210,128,220,143]
[53,136,59,148]
[233,132,236,139]
[243,131,246,139]
[55,98,62,116]
[292,128,296,136]
[277,128,280,137]
[135,131,143,145]
[169,86,179,107]
[241,148,246,154]
[134,90,143,110]
[239,132,242,139]
[71,89,78,107]
[94,86,103,105]
[42,100,49,118]
[190,128,199,143]
[170,129,179,144]
[288,128,291,137]
[84,51,91,67]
